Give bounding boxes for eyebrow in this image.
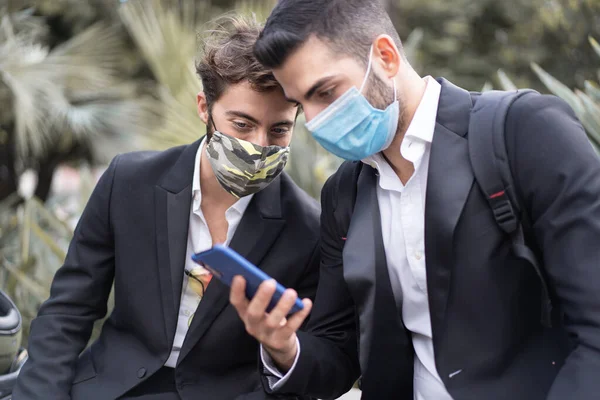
[304,76,337,101]
[283,76,338,104]
[226,110,294,128]
[272,120,295,128]
[225,110,260,125]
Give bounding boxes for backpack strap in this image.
[333,161,363,241]
[469,89,556,328]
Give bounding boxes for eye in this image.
[318,87,335,100]
[232,120,251,130]
[271,127,291,136]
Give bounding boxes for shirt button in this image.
[415,251,423,260]
[137,367,147,378]
[183,309,190,316]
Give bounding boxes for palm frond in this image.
[0,18,158,162]
[119,0,202,100]
[531,62,584,116]
[0,8,49,44]
[119,0,208,150]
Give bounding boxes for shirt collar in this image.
[402,76,441,145]
[192,137,253,216]
[362,76,441,191]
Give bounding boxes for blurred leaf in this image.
[30,221,66,262]
[531,62,583,114]
[589,36,600,59]
[497,69,518,91]
[584,80,600,102]
[481,81,493,92]
[576,89,600,146]
[3,261,48,304]
[531,33,600,154]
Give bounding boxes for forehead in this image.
[272,35,367,98]
[214,80,297,120]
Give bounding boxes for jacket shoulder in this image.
[505,93,577,130]
[111,144,189,184]
[279,172,320,235]
[321,161,361,212]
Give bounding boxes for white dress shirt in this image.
[263,77,453,399]
[164,139,253,367]
[363,77,452,399]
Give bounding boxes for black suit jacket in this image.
[13,140,321,400]
[265,79,600,399]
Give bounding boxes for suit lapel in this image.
[425,79,474,351]
[177,176,286,365]
[342,165,380,371]
[155,140,201,344]
[344,163,414,397]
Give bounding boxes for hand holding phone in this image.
[191,244,304,314]
[194,244,312,371]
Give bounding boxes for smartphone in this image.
[191,244,304,314]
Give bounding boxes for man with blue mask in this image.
[230,1,600,400]
[304,45,399,161]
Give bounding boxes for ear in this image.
[372,35,402,79]
[197,92,209,124]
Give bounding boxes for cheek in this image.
[303,105,328,123]
[281,134,293,148]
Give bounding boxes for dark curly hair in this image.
[195,14,280,112]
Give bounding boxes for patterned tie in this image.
[184,266,213,326]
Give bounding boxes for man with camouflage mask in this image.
[14,15,320,400]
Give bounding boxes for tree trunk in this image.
[0,124,20,203]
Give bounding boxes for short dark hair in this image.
[196,14,280,110]
[254,0,405,69]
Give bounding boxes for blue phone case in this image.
[191,244,304,314]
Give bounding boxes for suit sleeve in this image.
[296,240,321,319]
[13,156,119,400]
[261,174,361,400]
[506,95,600,399]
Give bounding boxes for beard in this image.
[364,72,405,135]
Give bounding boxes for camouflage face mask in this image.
[205,131,290,198]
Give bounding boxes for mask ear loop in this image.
[359,45,398,103]
[359,45,374,93]
[208,115,218,133]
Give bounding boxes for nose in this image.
[249,130,269,147]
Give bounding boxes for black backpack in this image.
[332,89,557,328]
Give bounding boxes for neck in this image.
[199,142,239,210]
[381,69,427,185]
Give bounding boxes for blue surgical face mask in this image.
[305,46,399,161]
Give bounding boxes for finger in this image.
[284,298,313,333]
[230,275,249,313]
[246,279,277,324]
[264,288,298,329]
